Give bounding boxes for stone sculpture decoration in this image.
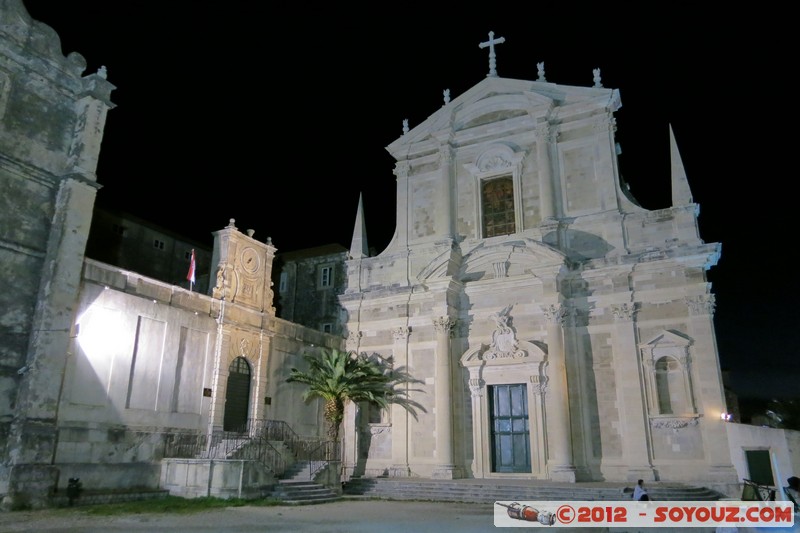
[593,68,602,88]
[484,305,525,359]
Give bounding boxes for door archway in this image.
[223,356,251,433]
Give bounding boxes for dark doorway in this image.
[745,449,774,486]
[489,384,531,473]
[223,357,251,433]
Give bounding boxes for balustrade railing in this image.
[163,419,340,480]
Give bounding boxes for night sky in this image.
[19,2,797,401]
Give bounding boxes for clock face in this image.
[241,248,260,273]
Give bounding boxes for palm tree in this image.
[287,347,405,443]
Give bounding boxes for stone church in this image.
[339,40,738,488]
[4,0,798,510]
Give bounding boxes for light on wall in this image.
[720,412,732,421]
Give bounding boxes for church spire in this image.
[349,192,369,259]
[669,124,694,206]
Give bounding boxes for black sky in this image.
[19,2,797,401]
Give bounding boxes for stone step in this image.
[342,478,723,504]
[269,477,341,505]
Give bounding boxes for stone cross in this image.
[479,31,505,77]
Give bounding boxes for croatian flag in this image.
[187,249,196,289]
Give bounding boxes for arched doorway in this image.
[223,356,251,433]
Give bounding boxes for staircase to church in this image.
[267,461,342,505]
[167,420,342,505]
[342,477,725,504]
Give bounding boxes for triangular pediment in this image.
[640,329,692,349]
[387,76,620,159]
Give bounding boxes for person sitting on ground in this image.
[633,479,650,501]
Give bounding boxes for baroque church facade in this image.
[339,48,738,487]
[6,1,798,509]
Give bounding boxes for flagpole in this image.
[187,249,196,292]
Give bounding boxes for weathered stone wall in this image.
[0,0,115,509]
[48,258,339,495]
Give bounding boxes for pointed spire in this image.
[669,124,693,206]
[349,192,369,259]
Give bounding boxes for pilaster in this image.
[685,294,738,484]
[542,304,576,482]
[389,326,411,477]
[610,303,654,481]
[431,316,461,479]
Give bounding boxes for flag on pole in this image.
[186,249,196,290]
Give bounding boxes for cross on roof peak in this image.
[479,31,505,77]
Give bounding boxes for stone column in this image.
[435,146,454,238]
[389,326,411,477]
[610,303,654,481]
[536,123,556,221]
[542,304,576,482]
[432,316,460,479]
[3,176,100,509]
[685,295,738,485]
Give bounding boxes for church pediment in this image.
[458,238,566,282]
[387,77,618,159]
[452,92,550,131]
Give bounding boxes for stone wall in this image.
[0,0,115,509]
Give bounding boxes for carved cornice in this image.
[685,294,716,316]
[492,261,508,278]
[649,416,699,430]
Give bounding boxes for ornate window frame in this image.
[464,145,524,239]
[639,330,697,418]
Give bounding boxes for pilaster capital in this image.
[433,316,456,335]
[469,378,485,397]
[530,374,548,395]
[611,303,637,322]
[346,330,362,350]
[394,160,410,179]
[440,146,454,165]
[392,326,411,341]
[541,304,567,326]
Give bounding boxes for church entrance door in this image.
[489,384,531,473]
[223,357,251,433]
